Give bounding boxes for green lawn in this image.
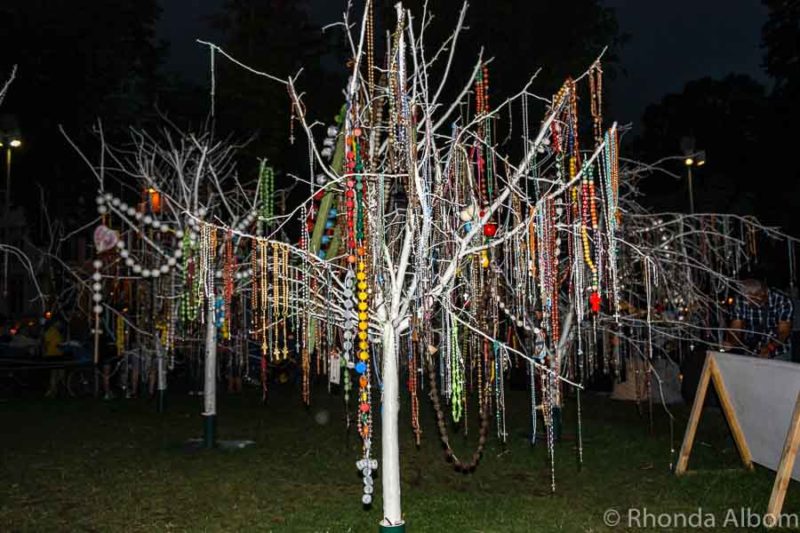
[1,384,797,532]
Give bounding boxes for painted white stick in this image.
[203,306,217,416]
[380,321,403,526]
[156,332,166,392]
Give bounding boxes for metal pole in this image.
[4,147,9,207]
[3,147,10,300]
[687,165,695,215]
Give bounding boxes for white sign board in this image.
[710,351,800,480]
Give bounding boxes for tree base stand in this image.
[156,389,166,413]
[203,414,216,448]
[379,521,405,532]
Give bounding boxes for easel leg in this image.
[675,355,712,475]
[766,392,800,527]
[708,358,753,470]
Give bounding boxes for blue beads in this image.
[355,362,366,374]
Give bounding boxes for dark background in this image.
[0,0,797,239]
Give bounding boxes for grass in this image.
[1,382,798,532]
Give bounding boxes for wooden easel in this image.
[675,352,800,527]
[675,354,753,474]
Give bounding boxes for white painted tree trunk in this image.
[156,333,166,392]
[204,307,217,416]
[381,321,403,525]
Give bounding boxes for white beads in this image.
[92,260,103,314]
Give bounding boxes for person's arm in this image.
[772,297,794,352]
[725,319,745,350]
[765,295,795,357]
[758,322,791,357]
[778,320,792,344]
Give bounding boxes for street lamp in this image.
[683,150,706,214]
[0,114,22,210]
[680,137,706,214]
[0,114,22,303]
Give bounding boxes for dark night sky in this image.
[157,0,769,127]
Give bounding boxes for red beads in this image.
[483,223,498,238]
[590,291,601,313]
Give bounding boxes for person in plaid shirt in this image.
[725,276,793,360]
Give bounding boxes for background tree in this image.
[210,0,346,181]
[761,0,800,238]
[633,75,768,217]
[0,0,164,226]
[380,0,623,103]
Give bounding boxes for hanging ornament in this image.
[93,225,119,253]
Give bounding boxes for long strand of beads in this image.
[548,372,556,493]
